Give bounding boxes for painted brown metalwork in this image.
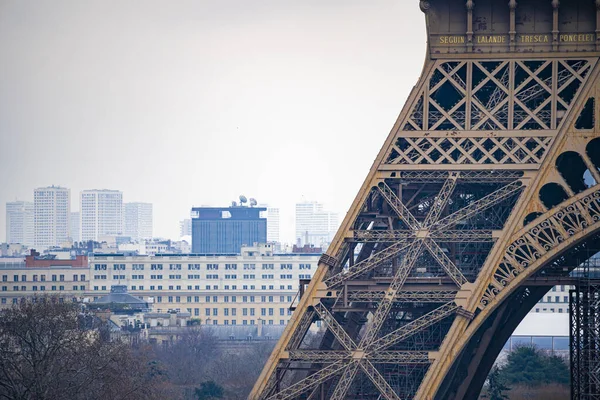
[250,1,600,399]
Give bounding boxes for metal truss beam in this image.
[358,241,424,348]
[423,172,459,227]
[325,240,411,288]
[423,239,469,286]
[265,361,346,400]
[360,360,402,400]
[349,229,494,243]
[370,302,459,352]
[376,182,420,229]
[313,302,356,351]
[432,180,523,232]
[346,290,457,303]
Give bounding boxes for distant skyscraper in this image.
[179,218,192,238]
[6,201,34,246]
[191,206,266,253]
[124,202,153,241]
[34,186,70,247]
[70,212,80,242]
[295,201,339,247]
[261,205,280,243]
[80,190,123,241]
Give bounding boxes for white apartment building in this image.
[0,256,89,307]
[6,201,34,246]
[124,202,153,242]
[295,201,339,247]
[533,285,572,314]
[179,219,192,238]
[80,190,123,242]
[70,212,80,242]
[34,186,70,247]
[88,244,320,326]
[264,206,280,243]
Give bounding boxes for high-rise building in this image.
[80,190,123,242]
[6,201,34,246]
[124,202,153,241]
[263,206,280,243]
[179,218,192,238]
[34,186,71,247]
[191,206,266,254]
[70,212,80,242]
[295,201,339,247]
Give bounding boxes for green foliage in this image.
[486,366,510,400]
[499,345,569,387]
[195,381,224,400]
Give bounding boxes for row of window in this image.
[174,306,292,317]
[1,285,85,292]
[90,273,310,281]
[181,318,288,326]
[93,284,296,291]
[2,274,86,282]
[93,263,313,271]
[541,295,569,303]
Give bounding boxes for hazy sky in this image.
[0,0,426,243]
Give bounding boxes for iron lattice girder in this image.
[349,229,495,242]
[325,240,412,288]
[430,180,523,232]
[369,302,459,352]
[360,360,402,400]
[346,290,458,303]
[422,239,468,286]
[265,361,347,400]
[312,302,356,352]
[284,350,431,364]
[376,182,420,229]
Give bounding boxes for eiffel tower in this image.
[251,1,600,398]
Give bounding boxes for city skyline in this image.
[4,187,339,245]
[0,1,426,243]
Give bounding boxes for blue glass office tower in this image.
[191,206,267,254]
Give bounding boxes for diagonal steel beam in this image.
[423,172,460,228]
[329,361,361,400]
[369,302,459,352]
[325,239,412,288]
[265,361,346,400]
[360,359,402,400]
[313,302,357,351]
[431,180,523,232]
[358,241,424,348]
[423,239,468,286]
[376,182,420,230]
[285,310,315,350]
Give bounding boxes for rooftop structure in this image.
[191,206,266,254]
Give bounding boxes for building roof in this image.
[512,313,569,337]
[92,285,148,309]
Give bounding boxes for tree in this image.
[500,345,569,387]
[485,366,510,400]
[0,296,167,400]
[195,381,224,400]
[501,345,547,386]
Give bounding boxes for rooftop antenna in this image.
[249,198,257,207]
[239,195,248,206]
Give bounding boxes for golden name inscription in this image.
[520,34,549,43]
[560,33,594,42]
[437,33,596,46]
[439,35,465,44]
[476,35,506,44]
